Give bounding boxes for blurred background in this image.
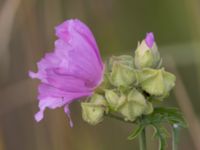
[0,0,200,149]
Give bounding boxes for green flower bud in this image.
[81,103,105,125]
[95,74,112,94]
[105,90,126,111]
[134,33,162,69]
[119,88,147,121]
[108,55,137,87]
[108,55,136,87]
[143,101,153,115]
[109,55,135,68]
[81,94,107,125]
[90,93,107,106]
[110,63,136,87]
[139,68,176,97]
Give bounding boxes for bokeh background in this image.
[0,0,200,149]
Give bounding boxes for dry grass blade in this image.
[0,0,21,83]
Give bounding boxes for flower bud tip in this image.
[145,32,154,48]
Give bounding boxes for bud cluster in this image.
[81,32,176,125]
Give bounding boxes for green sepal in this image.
[109,55,135,69]
[90,93,107,106]
[81,103,105,125]
[81,94,108,125]
[119,88,147,121]
[135,48,154,69]
[108,55,137,87]
[128,125,145,140]
[109,63,137,87]
[143,101,154,115]
[138,68,176,97]
[105,90,126,111]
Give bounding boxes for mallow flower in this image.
[29,19,104,127]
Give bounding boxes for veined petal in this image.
[29,19,104,126]
[55,19,103,69]
[30,19,104,87]
[38,84,92,103]
[35,83,92,122]
[54,19,103,85]
[45,68,93,92]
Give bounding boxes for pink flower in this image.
[145,32,155,48]
[29,19,104,127]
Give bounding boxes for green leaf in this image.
[142,107,187,128]
[153,107,187,128]
[128,125,144,140]
[140,107,187,150]
[152,124,169,150]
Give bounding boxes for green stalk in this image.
[139,127,147,150]
[105,113,134,124]
[172,124,180,150]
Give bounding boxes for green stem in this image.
[172,124,180,150]
[139,127,147,150]
[105,113,134,124]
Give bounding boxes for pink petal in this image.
[145,32,155,48]
[29,19,104,126]
[55,19,103,69]
[64,105,74,127]
[34,83,92,122]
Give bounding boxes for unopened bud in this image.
[81,103,105,125]
[135,32,162,69]
[90,93,107,106]
[119,88,147,121]
[81,94,107,125]
[109,55,137,87]
[143,101,153,115]
[139,68,176,97]
[109,55,135,68]
[105,90,126,111]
